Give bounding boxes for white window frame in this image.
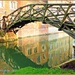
[0,1,3,8]
[10,1,17,10]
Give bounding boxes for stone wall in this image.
[17,22,48,38]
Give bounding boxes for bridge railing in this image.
[0,4,75,38]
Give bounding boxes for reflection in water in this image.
[0,32,73,73]
[0,40,48,73]
[17,35,49,65]
[0,43,47,70]
[17,32,73,67]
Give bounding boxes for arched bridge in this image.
[0,4,75,38]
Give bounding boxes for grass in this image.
[8,67,75,74]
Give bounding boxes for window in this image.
[0,1,3,8]
[36,56,40,64]
[42,24,45,30]
[10,1,17,10]
[43,54,46,59]
[73,40,75,46]
[49,43,52,50]
[34,47,37,53]
[55,42,58,48]
[42,44,46,52]
[28,48,32,55]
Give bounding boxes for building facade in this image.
[0,1,17,17]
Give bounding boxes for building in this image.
[0,1,17,17]
[48,0,72,3]
[17,35,49,65]
[17,0,47,8]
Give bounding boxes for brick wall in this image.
[17,22,48,38]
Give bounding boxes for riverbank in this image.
[8,67,75,74]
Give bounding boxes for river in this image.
[0,31,74,73]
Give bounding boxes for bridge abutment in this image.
[0,31,17,42]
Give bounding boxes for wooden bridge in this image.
[0,4,75,38]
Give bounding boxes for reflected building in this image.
[0,32,73,73]
[17,35,49,65]
[29,35,48,65]
[17,31,73,67]
[0,41,47,74]
[48,32,73,67]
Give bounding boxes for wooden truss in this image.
[0,4,75,38]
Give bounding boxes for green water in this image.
[0,32,73,73]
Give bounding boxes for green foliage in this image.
[9,67,75,74]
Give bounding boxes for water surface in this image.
[0,32,73,73]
